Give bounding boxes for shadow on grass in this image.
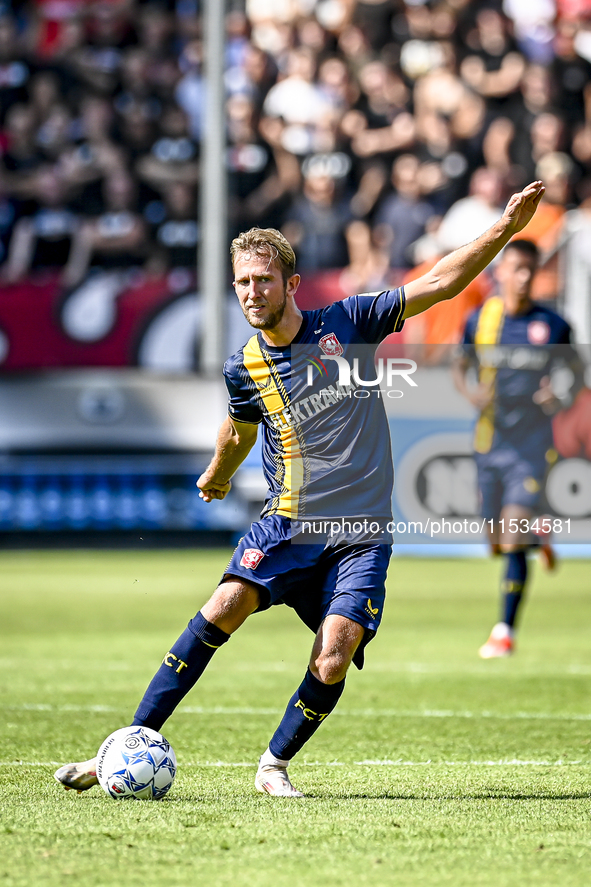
[68,787,591,804]
[304,791,591,801]
[122,790,591,803]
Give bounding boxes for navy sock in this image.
[132,612,229,731]
[501,551,528,628]
[268,668,345,761]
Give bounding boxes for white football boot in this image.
[478,622,515,658]
[255,748,304,798]
[54,758,99,792]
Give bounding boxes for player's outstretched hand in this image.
[197,476,232,502]
[469,381,494,412]
[502,180,545,235]
[533,375,562,416]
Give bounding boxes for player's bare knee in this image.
[500,542,528,554]
[201,579,260,632]
[311,650,351,684]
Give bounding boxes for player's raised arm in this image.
[402,181,545,319]
[197,416,259,502]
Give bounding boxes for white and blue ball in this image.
[96,726,176,800]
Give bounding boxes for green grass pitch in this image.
[0,549,590,887]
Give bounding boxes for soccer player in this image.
[55,182,544,797]
[453,238,583,658]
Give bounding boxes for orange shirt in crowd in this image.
[519,202,565,301]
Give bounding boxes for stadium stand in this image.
[1,0,591,367]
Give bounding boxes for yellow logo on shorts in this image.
[523,477,540,493]
[365,599,379,617]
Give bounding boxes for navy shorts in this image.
[222,514,391,668]
[475,447,548,520]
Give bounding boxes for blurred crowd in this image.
[2,0,591,342]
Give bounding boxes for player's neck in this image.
[503,293,533,317]
[259,307,304,347]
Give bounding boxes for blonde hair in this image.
[230,227,296,282]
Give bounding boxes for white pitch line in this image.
[350,759,588,767]
[6,704,126,713]
[3,704,591,721]
[186,759,588,768]
[3,661,591,678]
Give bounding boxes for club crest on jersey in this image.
[318,332,343,356]
[240,548,265,569]
[527,320,550,345]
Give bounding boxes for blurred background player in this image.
[453,239,584,658]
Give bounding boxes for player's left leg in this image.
[480,503,532,659]
[255,614,364,798]
[479,447,552,658]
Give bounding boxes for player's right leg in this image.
[54,579,260,792]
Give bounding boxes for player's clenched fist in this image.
[197,476,232,502]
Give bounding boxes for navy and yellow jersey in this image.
[461,296,574,455]
[223,289,406,521]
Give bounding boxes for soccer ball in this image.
[96,726,176,800]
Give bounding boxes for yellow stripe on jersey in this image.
[473,296,505,454]
[242,335,304,518]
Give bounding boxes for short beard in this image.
[242,287,287,330]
